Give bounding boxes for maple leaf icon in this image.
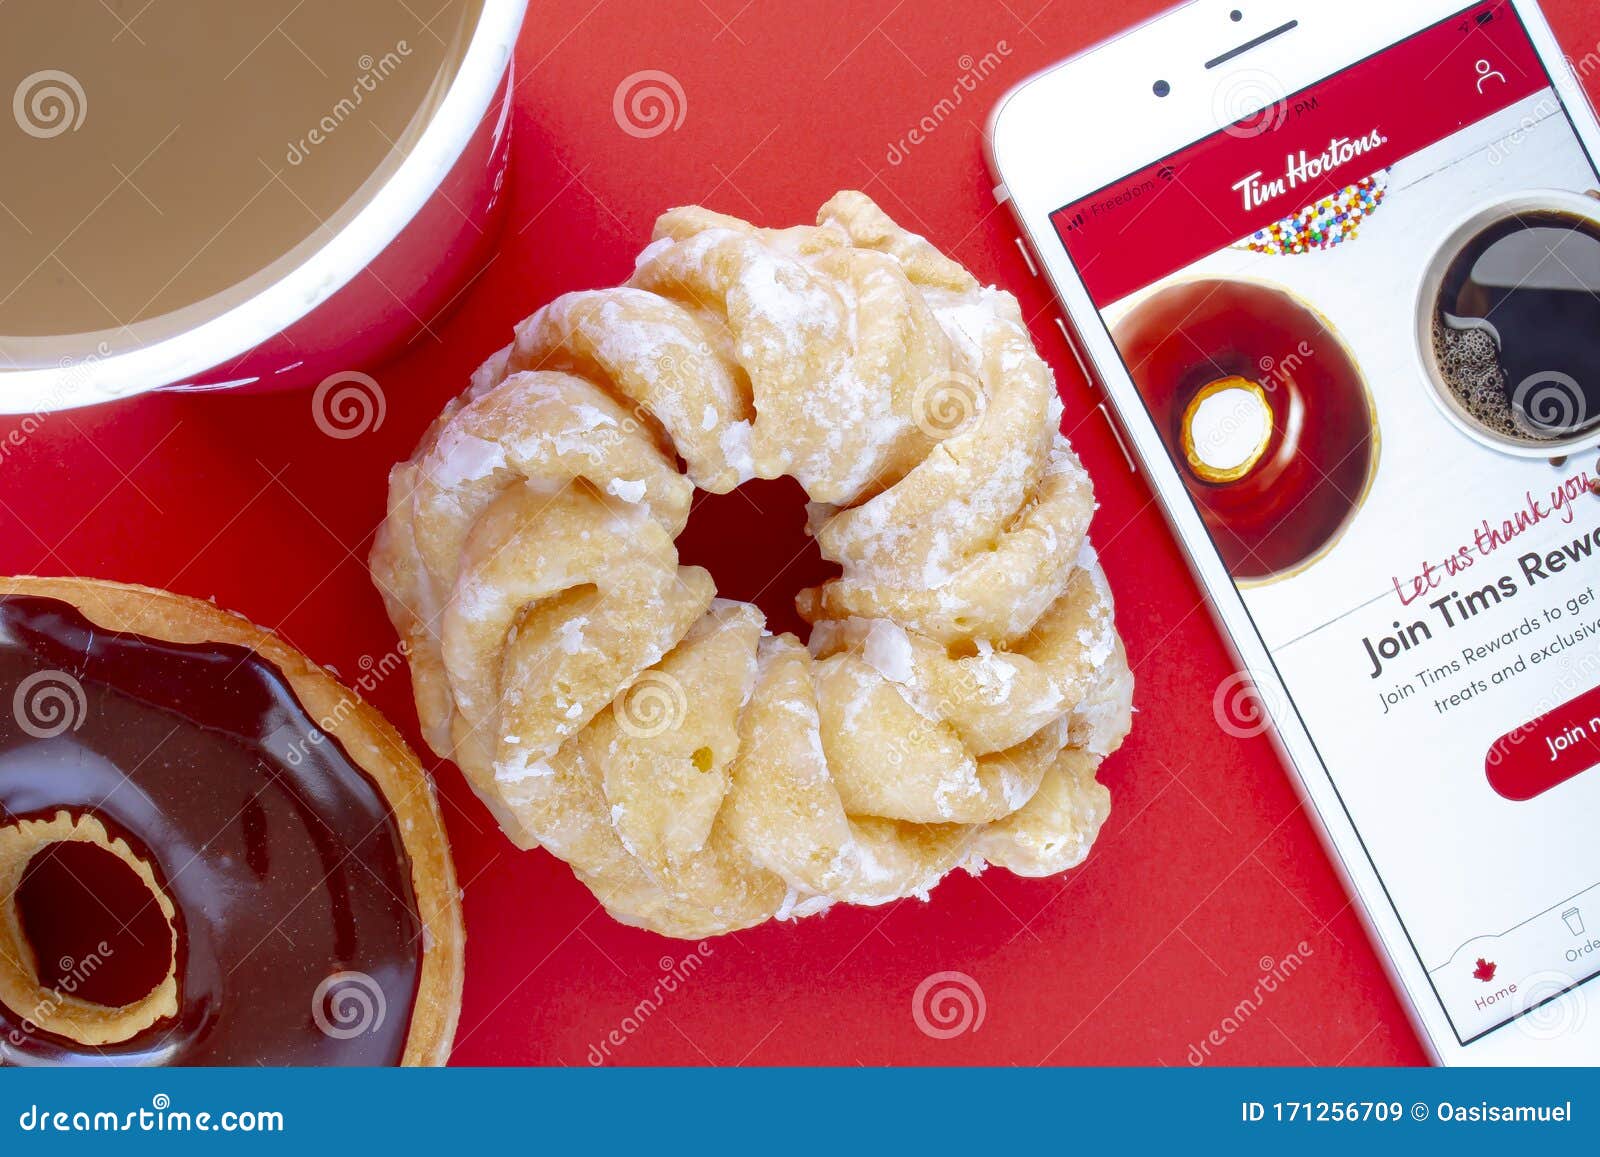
[1472,958,1497,982]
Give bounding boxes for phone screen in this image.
[1054,0,1600,1045]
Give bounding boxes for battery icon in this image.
[1564,907,1585,936]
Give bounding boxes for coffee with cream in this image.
[0,0,481,366]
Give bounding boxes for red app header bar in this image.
[1053,2,1547,308]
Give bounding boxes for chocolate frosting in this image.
[0,596,422,1065]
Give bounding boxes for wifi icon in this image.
[1156,165,1176,182]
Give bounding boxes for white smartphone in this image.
[990,0,1600,1065]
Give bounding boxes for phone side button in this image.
[1013,235,1040,277]
[1054,316,1098,390]
[1096,403,1138,475]
[1566,57,1600,128]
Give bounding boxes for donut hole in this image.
[0,812,179,1045]
[16,841,173,1009]
[675,476,840,640]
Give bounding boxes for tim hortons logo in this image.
[1230,128,1388,211]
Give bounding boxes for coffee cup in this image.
[0,0,527,415]
[1413,189,1600,457]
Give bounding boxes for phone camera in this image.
[1152,79,1171,97]
[1230,9,1243,21]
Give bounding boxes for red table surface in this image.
[7,0,1599,1067]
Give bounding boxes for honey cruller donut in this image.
[372,192,1133,938]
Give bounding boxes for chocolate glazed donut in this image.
[0,578,463,1066]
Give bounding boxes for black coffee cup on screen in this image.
[1414,190,1600,455]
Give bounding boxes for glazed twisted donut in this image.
[372,192,1133,938]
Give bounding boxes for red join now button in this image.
[1487,683,1600,801]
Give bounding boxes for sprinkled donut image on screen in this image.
[1110,276,1377,584]
[1055,3,1600,1047]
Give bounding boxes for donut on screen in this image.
[1112,278,1377,583]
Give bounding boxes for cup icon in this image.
[1564,907,1585,937]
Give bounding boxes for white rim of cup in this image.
[1413,187,1600,459]
[0,0,529,417]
